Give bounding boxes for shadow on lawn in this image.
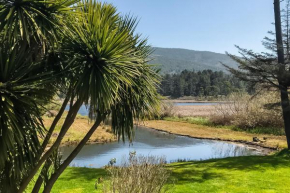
[60,167,107,181]
[168,155,290,184]
[206,155,290,170]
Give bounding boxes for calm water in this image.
[66,103,218,116]
[65,105,89,116]
[60,127,264,168]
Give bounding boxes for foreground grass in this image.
[144,120,287,149]
[29,154,290,193]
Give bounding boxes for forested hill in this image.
[150,47,238,74]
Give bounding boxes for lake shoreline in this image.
[143,120,285,152]
[145,126,275,153]
[53,120,279,153]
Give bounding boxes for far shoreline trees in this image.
[159,69,250,98]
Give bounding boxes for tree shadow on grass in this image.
[168,155,290,185]
[169,167,225,185]
[205,155,290,171]
[59,167,107,181]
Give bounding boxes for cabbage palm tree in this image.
[0,0,79,192]
[39,1,160,192]
[1,0,160,192]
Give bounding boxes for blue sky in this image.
[100,0,276,55]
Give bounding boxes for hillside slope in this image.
[150,47,238,74]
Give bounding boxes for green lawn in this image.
[31,153,290,193]
[168,155,290,193]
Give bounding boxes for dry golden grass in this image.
[144,120,287,149]
[160,100,220,117]
[173,105,217,117]
[210,92,283,128]
[43,116,116,146]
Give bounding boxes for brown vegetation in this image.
[209,92,283,129]
[102,152,171,193]
[174,104,217,117]
[160,101,218,117]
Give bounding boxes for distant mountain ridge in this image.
[150,47,238,74]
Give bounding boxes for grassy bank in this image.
[28,153,290,193]
[164,116,285,136]
[144,119,287,149]
[42,115,116,146]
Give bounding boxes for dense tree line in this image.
[160,70,249,98]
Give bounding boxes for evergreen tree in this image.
[224,0,290,148]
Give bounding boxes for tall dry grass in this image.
[102,152,172,193]
[210,91,283,130]
[159,102,175,119]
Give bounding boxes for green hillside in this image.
[150,47,238,74]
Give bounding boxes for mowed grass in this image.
[32,154,290,193]
[169,155,290,193]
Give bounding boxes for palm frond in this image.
[0,0,79,43]
[0,39,57,191]
[61,0,160,140]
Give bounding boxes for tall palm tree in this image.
[0,0,79,192]
[1,0,160,192]
[38,1,160,191]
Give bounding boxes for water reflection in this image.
[211,143,253,158]
[60,127,264,168]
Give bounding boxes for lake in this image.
[60,127,265,168]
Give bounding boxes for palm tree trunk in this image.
[274,0,290,149]
[41,90,71,152]
[31,93,72,193]
[31,158,53,193]
[18,99,83,193]
[42,115,105,193]
[31,176,43,193]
